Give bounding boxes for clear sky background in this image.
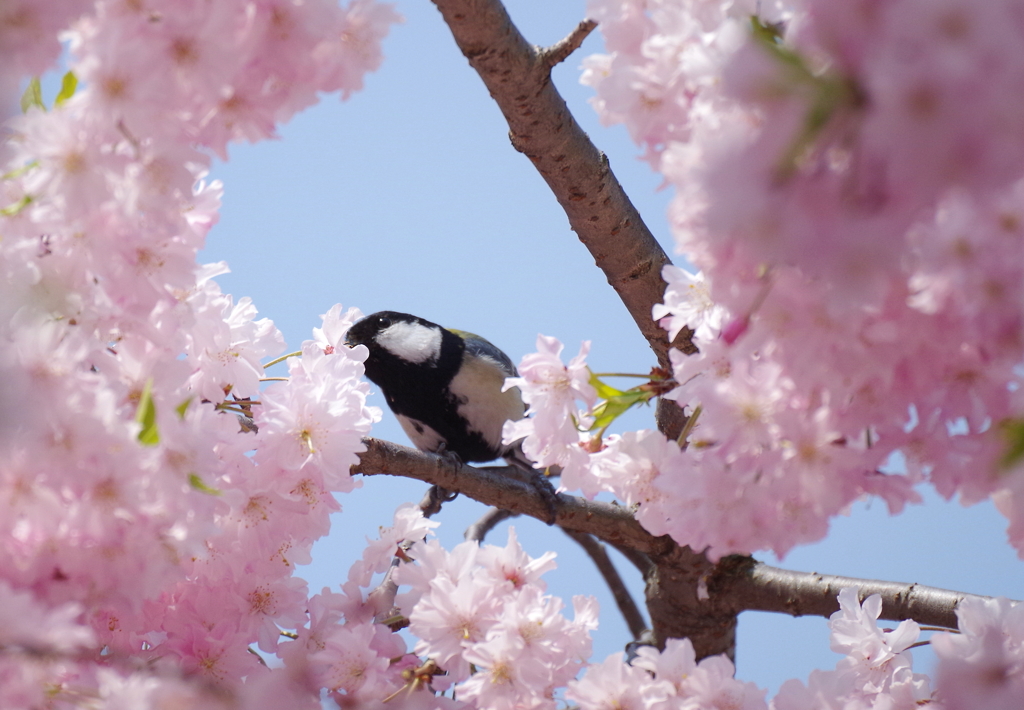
[196,0,1024,696]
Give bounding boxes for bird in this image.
[344,310,531,469]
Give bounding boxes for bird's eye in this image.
[378,316,391,329]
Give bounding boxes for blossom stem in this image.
[262,350,301,369]
[591,372,653,378]
[677,404,702,447]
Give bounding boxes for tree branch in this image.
[429,0,684,369]
[565,529,648,639]
[606,541,655,578]
[539,19,598,68]
[353,438,1013,657]
[465,507,518,543]
[710,557,988,630]
[416,0,1013,663]
[356,437,674,556]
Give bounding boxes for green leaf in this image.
[2,161,39,181]
[588,371,626,400]
[175,397,193,420]
[999,418,1024,470]
[20,78,44,113]
[1,195,32,217]
[135,379,160,446]
[188,473,221,495]
[589,389,653,433]
[54,71,78,107]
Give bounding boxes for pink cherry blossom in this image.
[0,0,398,705]
[256,339,379,492]
[567,651,674,710]
[772,588,932,709]
[933,596,1024,710]
[503,335,599,494]
[652,264,726,343]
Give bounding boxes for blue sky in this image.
[198,0,1024,695]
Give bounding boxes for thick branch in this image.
[565,529,648,639]
[352,439,1012,657]
[356,437,674,556]
[430,0,682,368]
[354,438,734,657]
[710,557,988,630]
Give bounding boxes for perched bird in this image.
[344,310,530,468]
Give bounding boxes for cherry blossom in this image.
[772,588,932,709]
[399,528,597,699]
[502,335,599,494]
[582,0,1024,565]
[0,0,398,705]
[7,0,1024,707]
[933,596,1024,710]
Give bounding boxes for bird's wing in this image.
[447,329,518,377]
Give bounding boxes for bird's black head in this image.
[344,311,464,393]
[345,311,408,350]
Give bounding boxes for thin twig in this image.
[565,529,648,639]
[606,540,655,577]
[368,557,408,630]
[465,507,519,543]
[539,18,598,68]
[263,350,301,369]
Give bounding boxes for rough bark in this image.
[430,0,679,369]
[425,0,721,653]
[709,556,979,630]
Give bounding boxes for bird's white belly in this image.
[396,414,446,454]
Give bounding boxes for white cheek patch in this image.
[375,321,442,364]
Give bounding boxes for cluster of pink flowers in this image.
[773,588,932,709]
[574,0,1024,563]
[396,527,598,710]
[6,0,1024,707]
[0,0,398,705]
[570,638,765,710]
[565,586,1024,710]
[933,596,1024,709]
[502,335,598,493]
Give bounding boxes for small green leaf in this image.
[588,371,626,400]
[2,161,39,181]
[20,78,44,113]
[999,418,1024,470]
[188,473,221,495]
[175,397,193,420]
[590,389,652,432]
[54,71,78,107]
[1,195,32,217]
[135,379,160,446]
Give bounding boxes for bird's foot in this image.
[419,444,464,517]
[502,448,559,525]
[498,463,559,526]
[529,471,560,526]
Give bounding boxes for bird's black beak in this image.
[343,319,363,349]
